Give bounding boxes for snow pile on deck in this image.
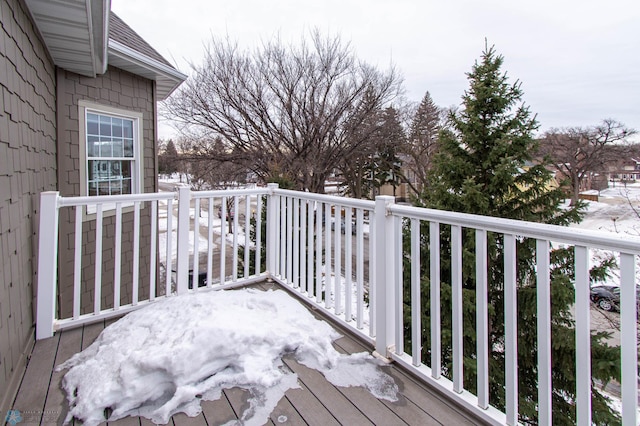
[57,289,398,426]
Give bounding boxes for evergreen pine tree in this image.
[158,139,179,176]
[339,105,406,198]
[406,92,441,193]
[375,107,405,194]
[409,45,621,425]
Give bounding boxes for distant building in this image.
[607,158,640,184]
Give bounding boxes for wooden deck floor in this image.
[10,284,482,426]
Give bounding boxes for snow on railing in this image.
[36,186,639,425]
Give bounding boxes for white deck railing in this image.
[36,186,269,338]
[382,201,639,426]
[36,185,639,425]
[266,188,377,343]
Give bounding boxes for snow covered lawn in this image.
[56,289,397,426]
[571,196,640,287]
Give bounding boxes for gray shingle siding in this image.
[55,66,157,320]
[0,0,57,413]
[1,2,163,413]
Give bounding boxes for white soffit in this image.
[24,0,109,77]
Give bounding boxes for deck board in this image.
[326,339,413,426]
[43,326,83,425]
[199,396,237,425]
[388,368,478,426]
[219,387,247,420]
[220,388,275,426]
[139,417,156,426]
[279,382,341,426]
[81,321,106,350]
[333,333,478,425]
[170,412,207,426]
[268,394,306,425]
[108,415,141,426]
[331,337,441,425]
[11,333,60,424]
[282,355,375,425]
[10,284,483,426]
[326,379,408,425]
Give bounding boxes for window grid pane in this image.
[86,110,137,196]
[87,160,134,196]
[87,112,135,159]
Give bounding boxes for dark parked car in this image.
[217,206,235,219]
[590,285,620,311]
[331,219,357,235]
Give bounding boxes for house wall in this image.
[379,182,411,202]
[56,66,158,319]
[0,0,57,413]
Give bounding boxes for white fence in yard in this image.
[36,184,639,426]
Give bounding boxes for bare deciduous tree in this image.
[177,133,251,232]
[540,119,636,205]
[164,30,402,193]
[177,134,249,190]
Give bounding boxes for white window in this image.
[78,101,144,218]
[79,101,144,198]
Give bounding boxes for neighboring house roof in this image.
[23,0,186,100]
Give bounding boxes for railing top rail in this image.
[53,187,640,253]
[273,188,375,211]
[191,187,270,199]
[58,192,175,207]
[391,203,640,254]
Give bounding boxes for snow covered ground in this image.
[156,198,250,286]
[316,266,371,330]
[157,200,215,264]
[57,289,397,426]
[577,186,640,235]
[571,184,640,288]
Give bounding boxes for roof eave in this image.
[108,39,188,100]
[24,0,110,77]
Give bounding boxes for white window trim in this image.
[78,100,144,219]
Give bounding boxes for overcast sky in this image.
[111,0,639,139]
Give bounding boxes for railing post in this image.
[265,183,279,280]
[36,191,60,340]
[176,185,191,294]
[619,253,638,426]
[374,195,396,358]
